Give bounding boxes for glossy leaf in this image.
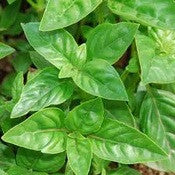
[65,98,104,135]
[87,22,139,64]
[140,88,175,172]
[67,133,92,175]
[136,30,175,84]
[2,108,67,154]
[89,117,167,164]
[59,44,87,79]
[40,0,102,31]
[0,141,15,170]
[22,22,78,69]
[0,42,15,60]
[16,148,66,173]
[72,59,128,101]
[11,67,73,118]
[108,0,175,30]
[104,100,135,127]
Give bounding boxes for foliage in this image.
[0,0,175,174]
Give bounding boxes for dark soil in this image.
[133,164,175,175]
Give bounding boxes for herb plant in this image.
[0,0,175,174]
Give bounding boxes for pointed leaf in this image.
[89,117,167,164]
[0,42,15,60]
[72,59,128,101]
[40,0,102,31]
[2,108,67,154]
[11,67,73,118]
[22,22,78,69]
[87,22,139,64]
[108,0,175,30]
[140,88,175,172]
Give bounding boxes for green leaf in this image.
[59,44,87,79]
[0,169,7,175]
[92,155,109,175]
[65,98,104,135]
[0,73,16,97]
[0,141,15,170]
[11,67,73,118]
[40,0,102,31]
[30,51,53,69]
[16,148,66,173]
[89,117,167,164]
[0,42,15,60]
[67,133,92,175]
[109,166,141,175]
[7,165,48,175]
[11,72,24,102]
[108,0,175,30]
[22,22,78,69]
[72,59,128,101]
[140,88,175,172]
[104,100,135,127]
[11,52,32,73]
[136,30,175,84]
[65,163,74,175]
[7,0,17,4]
[2,108,67,154]
[0,0,21,31]
[86,22,138,64]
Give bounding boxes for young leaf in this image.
[2,108,67,154]
[65,98,104,135]
[72,59,128,101]
[136,31,175,84]
[0,141,16,170]
[108,0,175,30]
[22,22,78,69]
[89,117,167,164]
[67,133,92,175]
[59,44,87,79]
[40,0,102,31]
[11,67,73,118]
[86,22,139,64]
[140,88,175,172]
[16,148,66,173]
[0,42,15,60]
[104,100,135,127]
